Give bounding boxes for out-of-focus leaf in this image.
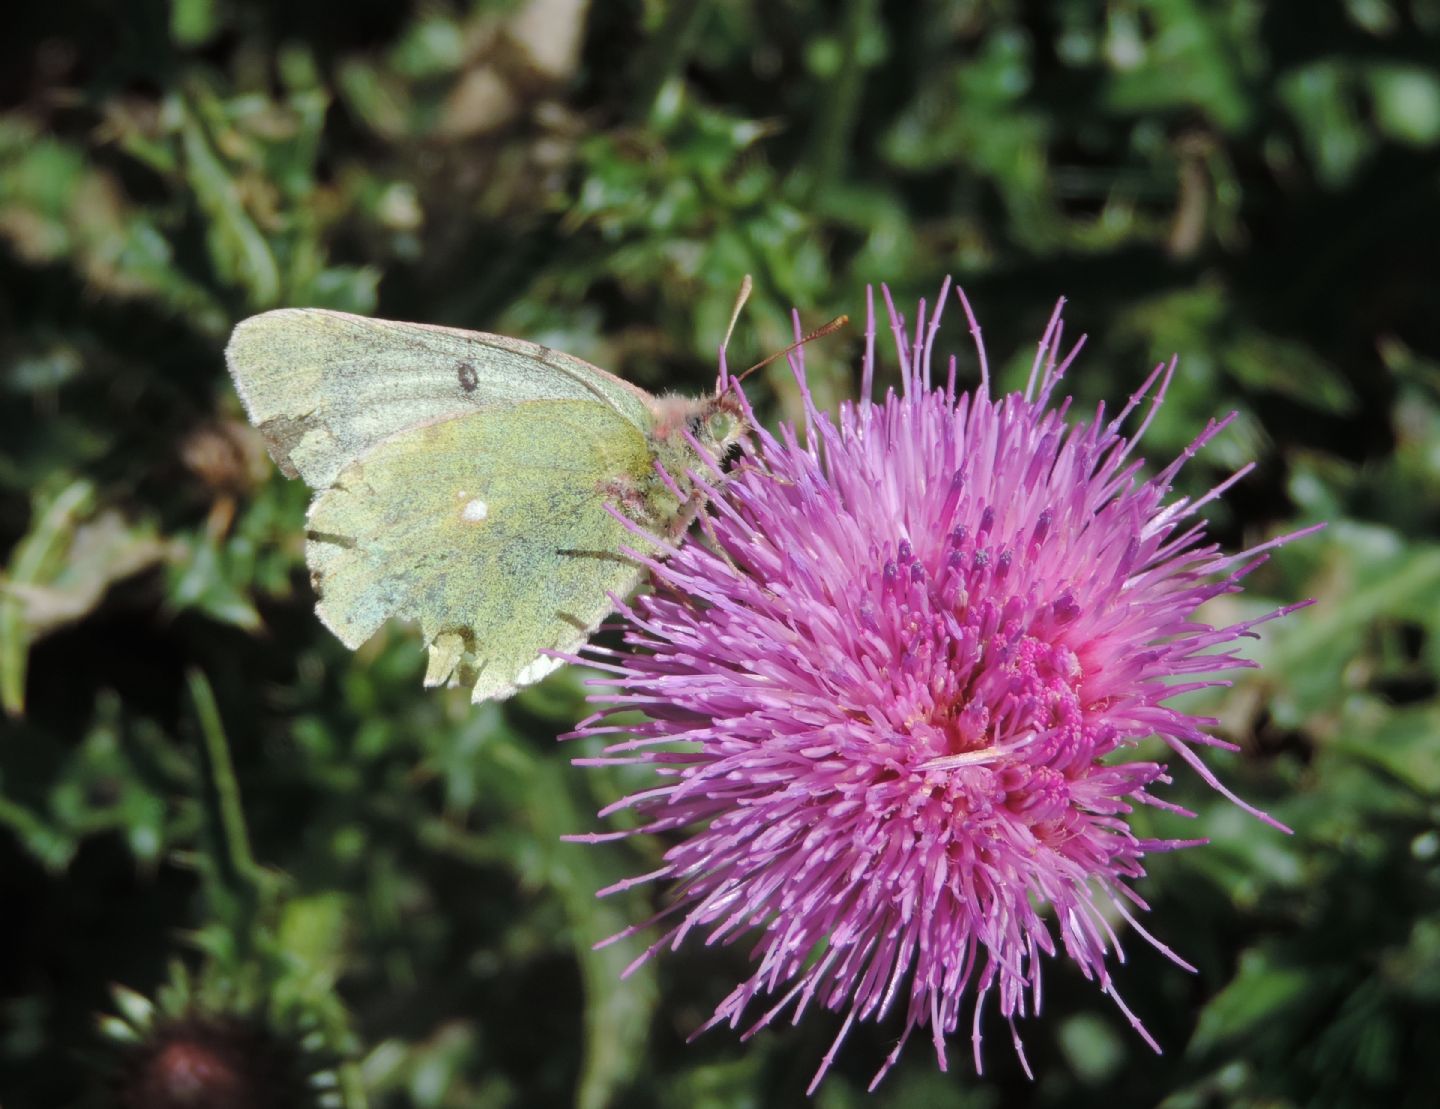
[6,510,166,636]
[523,757,659,1109]
[0,693,176,870]
[1369,65,1440,147]
[1279,62,1373,187]
[1330,704,1440,794]
[1057,1012,1126,1084]
[0,120,226,326]
[1188,948,1316,1053]
[1101,0,1252,132]
[167,531,263,631]
[170,0,219,47]
[1260,528,1440,723]
[1,479,96,717]
[178,95,281,307]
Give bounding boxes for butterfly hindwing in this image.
[305,399,657,701]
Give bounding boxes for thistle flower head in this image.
[108,1008,310,1109]
[100,965,348,1109]
[570,281,1313,1091]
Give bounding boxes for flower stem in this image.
[630,0,714,117]
[187,668,261,911]
[801,0,877,201]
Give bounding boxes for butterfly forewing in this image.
[226,308,653,488]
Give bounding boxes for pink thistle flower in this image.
[567,281,1316,1092]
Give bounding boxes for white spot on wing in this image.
[514,654,565,687]
[461,497,489,523]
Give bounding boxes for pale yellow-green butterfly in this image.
[225,303,751,702]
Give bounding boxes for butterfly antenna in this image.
[734,314,850,384]
[723,275,753,354]
[718,274,753,391]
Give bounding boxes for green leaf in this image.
[1189,948,1315,1053]
[0,479,95,717]
[178,95,281,306]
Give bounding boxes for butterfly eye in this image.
[686,414,705,437]
[707,412,736,443]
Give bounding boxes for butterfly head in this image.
[651,388,748,462]
[694,388,749,456]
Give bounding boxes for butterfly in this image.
[226,308,744,702]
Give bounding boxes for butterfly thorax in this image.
[616,391,746,538]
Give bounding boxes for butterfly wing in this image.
[305,398,657,702]
[226,308,653,488]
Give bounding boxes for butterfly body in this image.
[226,308,742,701]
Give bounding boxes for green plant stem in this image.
[630,0,713,118]
[0,479,95,718]
[187,668,262,908]
[803,0,876,202]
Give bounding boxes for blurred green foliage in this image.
[2,0,1439,1106]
